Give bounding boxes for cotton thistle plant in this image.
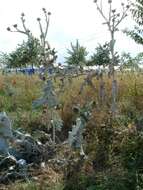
[7,9,62,147]
[93,0,130,114]
[68,102,94,157]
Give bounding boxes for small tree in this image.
[65,40,88,67]
[87,42,119,67]
[5,37,40,69]
[120,52,140,71]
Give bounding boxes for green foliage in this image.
[123,0,143,47]
[0,72,143,189]
[87,43,112,67]
[123,26,143,46]
[9,181,64,190]
[120,52,139,70]
[5,37,40,68]
[65,40,88,66]
[121,128,143,171]
[131,0,143,26]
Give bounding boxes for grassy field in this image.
[0,72,143,190]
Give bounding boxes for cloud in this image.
[0,0,141,62]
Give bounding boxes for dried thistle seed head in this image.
[13,24,17,28]
[27,30,30,33]
[48,12,51,15]
[73,106,79,113]
[112,9,116,13]
[126,5,130,9]
[108,0,112,3]
[37,17,41,21]
[42,8,46,12]
[7,27,11,31]
[94,0,97,2]
[21,12,25,17]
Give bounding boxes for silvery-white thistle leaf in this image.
[68,118,85,149]
[32,79,58,108]
[51,112,63,131]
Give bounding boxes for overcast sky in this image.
[0,0,142,62]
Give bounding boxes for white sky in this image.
[0,0,142,62]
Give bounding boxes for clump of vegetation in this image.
[0,0,143,189]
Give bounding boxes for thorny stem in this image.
[94,0,130,77]
[94,0,130,114]
[7,8,56,69]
